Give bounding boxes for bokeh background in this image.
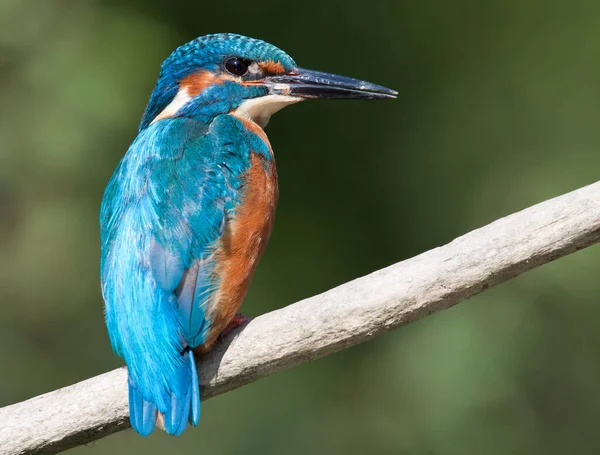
[2,1,600,454]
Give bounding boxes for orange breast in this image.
[198,151,278,350]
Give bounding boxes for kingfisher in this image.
[100,33,396,437]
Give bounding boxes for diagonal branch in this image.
[2,181,600,455]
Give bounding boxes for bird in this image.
[100,33,396,437]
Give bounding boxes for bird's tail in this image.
[128,349,201,436]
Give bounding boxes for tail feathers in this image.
[188,350,201,426]
[163,349,201,434]
[128,379,158,436]
[128,349,201,436]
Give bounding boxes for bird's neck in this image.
[231,114,273,158]
[142,81,269,130]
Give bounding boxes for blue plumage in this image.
[101,115,269,434]
[100,32,395,437]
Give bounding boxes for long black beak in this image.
[267,67,397,100]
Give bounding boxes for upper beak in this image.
[266,67,397,100]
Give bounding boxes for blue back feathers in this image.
[101,33,282,436]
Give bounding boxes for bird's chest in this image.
[221,116,278,263]
[202,152,278,347]
[227,153,278,262]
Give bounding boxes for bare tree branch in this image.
[2,181,600,455]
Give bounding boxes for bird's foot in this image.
[221,313,252,338]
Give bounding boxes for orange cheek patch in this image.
[258,60,286,75]
[180,70,227,96]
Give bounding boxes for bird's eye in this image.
[225,57,249,76]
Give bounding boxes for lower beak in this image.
[266,67,397,100]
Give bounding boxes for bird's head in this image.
[140,33,397,131]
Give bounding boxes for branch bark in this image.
[2,181,600,455]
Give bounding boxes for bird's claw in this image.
[221,313,252,338]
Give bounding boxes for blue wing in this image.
[100,114,262,435]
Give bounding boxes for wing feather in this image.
[100,114,259,434]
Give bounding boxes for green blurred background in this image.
[2,0,600,453]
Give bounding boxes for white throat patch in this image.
[232,95,302,128]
